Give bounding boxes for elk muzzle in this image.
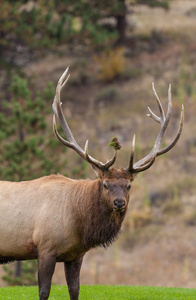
[113,199,126,211]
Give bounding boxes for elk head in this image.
[96,168,132,213]
[52,67,184,210]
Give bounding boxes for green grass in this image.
[0,285,196,299]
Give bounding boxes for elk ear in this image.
[91,165,104,179]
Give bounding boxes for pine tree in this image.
[0,75,67,182]
[0,0,171,62]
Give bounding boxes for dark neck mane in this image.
[78,180,126,250]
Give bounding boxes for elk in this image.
[0,67,183,300]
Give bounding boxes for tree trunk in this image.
[116,0,126,45]
[15,261,22,278]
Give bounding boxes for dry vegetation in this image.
[1,0,196,289]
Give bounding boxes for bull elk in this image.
[0,67,184,300]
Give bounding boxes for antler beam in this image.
[127,83,184,174]
[52,67,117,172]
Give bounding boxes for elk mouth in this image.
[114,207,125,214]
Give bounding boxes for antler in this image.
[52,67,117,172]
[127,83,184,174]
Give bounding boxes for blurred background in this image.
[0,0,196,289]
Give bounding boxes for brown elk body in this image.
[0,68,184,300]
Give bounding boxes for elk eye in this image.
[103,183,108,190]
[127,184,131,190]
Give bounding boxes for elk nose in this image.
[114,199,125,210]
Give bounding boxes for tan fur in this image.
[0,176,75,259]
[0,171,132,263]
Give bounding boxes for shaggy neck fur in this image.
[77,180,126,250]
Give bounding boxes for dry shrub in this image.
[94,47,125,82]
[126,207,152,230]
[162,187,183,215]
[163,200,182,214]
[185,211,196,226]
[95,85,120,106]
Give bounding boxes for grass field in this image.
[0,285,196,300]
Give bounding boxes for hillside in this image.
[1,0,196,289]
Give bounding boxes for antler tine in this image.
[52,67,117,173]
[152,82,165,122]
[146,83,168,125]
[154,84,172,151]
[127,83,183,174]
[157,104,184,156]
[104,150,117,170]
[128,134,136,171]
[84,139,117,171]
[147,106,161,124]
